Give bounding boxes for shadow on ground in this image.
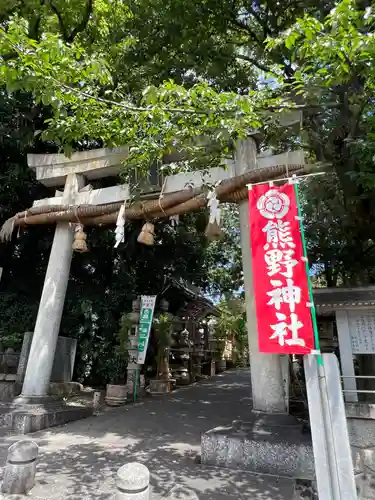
[0,370,294,499]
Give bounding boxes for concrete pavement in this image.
[0,369,295,499]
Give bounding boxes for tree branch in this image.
[67,0,93,43]
[230,17,261,45]
[49,1,69,42]
[267,102,341,111]
[235,53,276,74]
[248,6,270,38]
[28,14,43,41]
[351,97,369,138]
[47,75,344,118]
[45,76,212,114]
[50,0,93,43]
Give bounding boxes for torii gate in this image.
[16,138,304,414]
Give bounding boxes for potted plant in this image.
[149,313,173,394]
[105,314,131,407]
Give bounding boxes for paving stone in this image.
[0,370,295,499]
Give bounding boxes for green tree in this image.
[2,0,375,356]
[203,205,243,296]
[215,295,248,363]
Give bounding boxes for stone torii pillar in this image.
[234,139,285,412]
[16,148,129,403]
[163,140,305,413]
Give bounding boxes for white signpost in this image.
[137,295,157,365]
[304,353,357,500]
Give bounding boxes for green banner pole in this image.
[293,181,322,366]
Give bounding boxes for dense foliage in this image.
[1,0,375,382]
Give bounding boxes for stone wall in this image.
[0,375,21,401]
[346,403,375,499]
[0,350,20,374]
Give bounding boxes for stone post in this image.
[16,174,85,402]
[2,440,38,494]
[115,462,149,500]
[93,391,101,409]
[158,299,173,380]
[210,359,216,377]
[234,138,286,413]
[127,298,141,400]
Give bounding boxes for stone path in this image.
[0,369,295,499]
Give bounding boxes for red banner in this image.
[248,183,315,354]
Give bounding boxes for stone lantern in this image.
[160,299,169,312]
[149,299,175,393]
[126,297,143,399]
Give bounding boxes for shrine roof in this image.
[313,286,375,311]
[161,278,219,321]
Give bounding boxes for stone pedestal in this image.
[0,401,93,434]
[0,374,21,401]
[149,379,171,394]
[201,412,314,478]
[346,403,375,499]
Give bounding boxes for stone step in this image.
[0,403,93,434]
[201,415,368,498]
[201,415,314,479]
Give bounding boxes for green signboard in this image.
[137,295,157,364]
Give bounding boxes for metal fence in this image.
[341,375,375,402]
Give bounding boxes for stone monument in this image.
[17,332,77,383]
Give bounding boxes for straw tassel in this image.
[137,222,155,245]
[72,224,89,253]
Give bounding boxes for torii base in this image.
[201,412,367,498]
[201,412,315,478]
[0,401,93,434]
